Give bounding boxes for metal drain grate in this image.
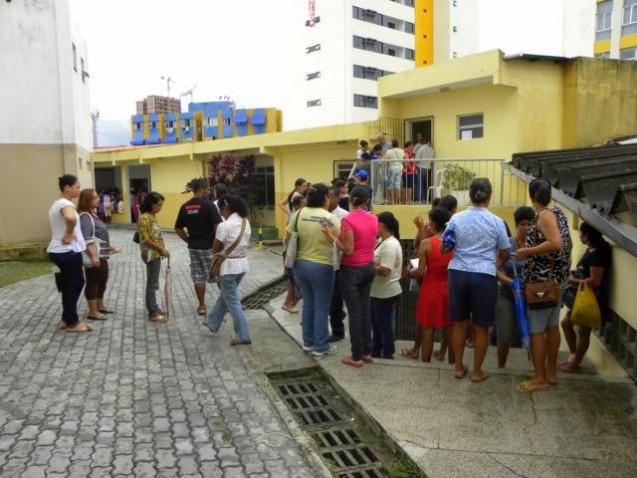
[272,377,387,477]
[241,278,288,310]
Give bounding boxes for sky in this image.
[69,0,302,140]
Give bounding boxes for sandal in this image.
[98,309,114,314]
[342,356,364,368]
[362,355,374,364]
[230,339,252,346]
[87,315,108,321]
[399,349,419,360]
[65,322,92,333]
[470,372,490,383]
[281,305,298,314]
[558,362,580,374]
[58,322,67,330]
[149,312,167,323]
[197,306,207,316]
[454,368,468,379]
[516,379,550,393]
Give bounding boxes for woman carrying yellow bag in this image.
[560,223,611,373]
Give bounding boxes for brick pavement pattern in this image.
[0,229,314,477]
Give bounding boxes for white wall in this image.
[436,0,595,61]
[283,0,415,130]
[0,0,91,148]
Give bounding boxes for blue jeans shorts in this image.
[449,269,498,328]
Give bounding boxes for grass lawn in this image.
[0,260,52,289]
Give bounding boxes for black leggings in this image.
[85,259,109,300]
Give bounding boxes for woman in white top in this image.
[370,212,403,359]
[47,174,91,333]
[205,195,253,345]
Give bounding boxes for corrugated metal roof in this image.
[509,140,637,256]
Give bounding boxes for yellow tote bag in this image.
[570,283,601,328]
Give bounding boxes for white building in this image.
[284,0,416,130]
[0,0,92,246]
[430,0,595,63]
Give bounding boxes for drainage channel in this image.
[241,277,288,310]
[268,368,425,478]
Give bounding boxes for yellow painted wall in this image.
[594,40,611,55]
[562,58,637,148]
[415,0,434,67]
[619,33,637,49]
[273,141,358,236]
[145,156,205,228]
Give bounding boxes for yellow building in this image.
[595,0,637,60]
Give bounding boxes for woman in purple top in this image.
[323,187,379,368]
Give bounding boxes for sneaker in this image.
[302,345,314,353]
[312,345,338,357]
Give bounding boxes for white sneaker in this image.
[312,345,337,357]
[302,345,313,353]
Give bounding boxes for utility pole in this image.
[91,110,100,149]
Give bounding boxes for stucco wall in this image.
[563,58,637,148]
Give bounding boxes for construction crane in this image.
[90,110,99,149]
[179,84,198,104]
[160,76,172,97]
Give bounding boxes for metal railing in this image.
[363,158,526,207]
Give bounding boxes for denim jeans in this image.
[207,273,251,343]
[49,252,85,326]
[294,260,335,353]
[340,263,375,361]
[371,296,399,358]
[144,258,161,316]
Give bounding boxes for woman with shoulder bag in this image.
[515,179,571,392]
[78,189,121,322]
[205,195,253,345]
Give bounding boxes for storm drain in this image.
[241,278,288,310]
[271,372,388,478]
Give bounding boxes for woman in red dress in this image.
[408,206,454,363]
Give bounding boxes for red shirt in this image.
[403,147,416,174]
[340,210,379,267]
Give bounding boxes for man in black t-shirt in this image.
[175,178,223,315]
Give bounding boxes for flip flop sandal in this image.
[516,380,550,393]
[99,309,114,314]
[197,306,207,316]
[470,373,490,383]
[87,315,108,321]
[66,324,92,333]
[230,339,252,346]
[58,322,67,330]
[281,305,298,314]
[454,368,468,379]
[399,349,419,360]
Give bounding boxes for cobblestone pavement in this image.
[0,229,317,477]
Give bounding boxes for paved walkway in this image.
[0,230,317,477]
[270,294,637,478]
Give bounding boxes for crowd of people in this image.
[348,132,435,206]
[47,166,612,392]
[95,188,124,223]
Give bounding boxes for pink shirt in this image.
[340,209,379,267]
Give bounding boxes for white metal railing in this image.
[364,158,525,207]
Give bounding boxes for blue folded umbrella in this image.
[511,262,530,350]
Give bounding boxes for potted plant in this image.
[442,164,476,205]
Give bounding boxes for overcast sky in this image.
[69,0,301,124]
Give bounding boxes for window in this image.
[223,117,231,126]
[353,65,393,80]
[458,113,484,140]
[72,43,77,72]
[334,160,356,180]
[306,71,321,80]
[623,0,637,35]
[405,21,415,34]
[307,99,322,107]
[387,48,396,56]
[78,158,83,170]
[207,117,218,127]
[353,36,413,59]
[306,43,321,54]
[182,119,191,127]
[150,121,157,129]
[596,1,613,41]
[80,58,85,83]
[353,94,378,109]
[353,6,413,34]
[405,48,415,60]
[620,46,637,59]
[387,21,396,29]
[595,51,611,58]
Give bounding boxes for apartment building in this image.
[284,0,416,130]
[0,0,93,246]
[416,0,595,66]
[595,0,637,59]
[136,95,181,115]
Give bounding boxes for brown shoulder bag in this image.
[525,257,561,309]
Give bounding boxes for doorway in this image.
[406,117,434,146]
[129,165,151,223]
